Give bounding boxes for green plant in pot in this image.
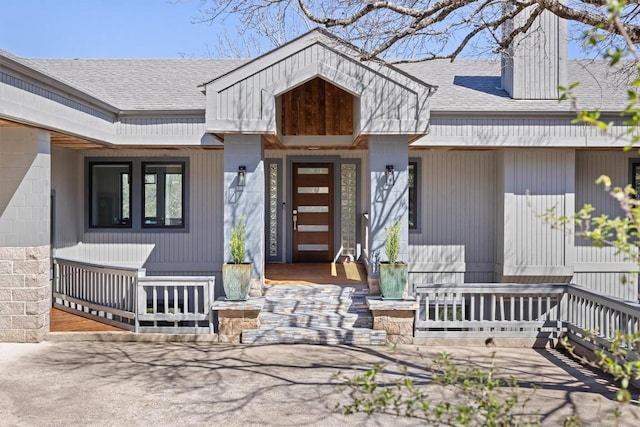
[378,222,407,299]
[222,217,252,301]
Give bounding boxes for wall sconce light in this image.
[386,165,394,186]
[237,166,246,187]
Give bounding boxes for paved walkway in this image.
[0,342,637,426]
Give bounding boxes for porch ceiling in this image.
[0,117,106,149]
[262,133,368,150]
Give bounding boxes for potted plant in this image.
[222,217,252,301]
[378,222,408,299]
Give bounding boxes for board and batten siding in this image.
[502,149,574,272]
[115,116,214,146]
[409,150,498,284]
[215,44,417,123]
[423,116,634,148]
[51,146,81,250]
[575,150,638,300]
[53,148,224,281]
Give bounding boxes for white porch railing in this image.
[137,276,215,334]
[565,285,640,355]
[53,258,139,331]
[415,283,640,354]
[415,283,566,339]
[53,258,215,334]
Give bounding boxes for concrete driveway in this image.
[0,342,637,426]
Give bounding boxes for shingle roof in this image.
[22,58,247,111]
[17,55,630,113]
[398,59,631,113]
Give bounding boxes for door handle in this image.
[293,209,297,231]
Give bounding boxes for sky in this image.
[0,0,595,60]
[0,0,238,58]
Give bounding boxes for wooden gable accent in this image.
[281,78,353,136]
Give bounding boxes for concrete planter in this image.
[222,263,252,301]
[378,262,408,300]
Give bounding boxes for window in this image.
[87,158,187,230]
[89,162,132,228]
[408,160,419,231]
[142,162,185,228]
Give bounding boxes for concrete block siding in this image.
[1,128,51,342]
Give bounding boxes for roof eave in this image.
[0,52,120,114]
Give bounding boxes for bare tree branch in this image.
[197,0,640,62]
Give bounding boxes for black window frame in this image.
[631,159,640,196]
[141,161,186,229]
[88,161,133,229]
[85,157,189,232]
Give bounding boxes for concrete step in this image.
[242,326,386,345]
[259,311,358,328]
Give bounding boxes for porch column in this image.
[223,134,264,296]
[368,135,409,292]
[0,128,51,343]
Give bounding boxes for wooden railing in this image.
[415,283,566,339]
[415,283,640,353]
[565,286,640,355]
[137,276,215,334]
[53,258,139,331]
[53,258,215,334]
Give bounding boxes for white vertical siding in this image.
[575,150,634,265]
[502,9,566,99]
[59,148,224,274]
[574,272,638,301]
[506,149,573,268]
[574,150,639,301]
[216,44,418,123]
[409,150,497,282]
[51,146,80,250]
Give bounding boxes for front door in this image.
[292,163,334,262]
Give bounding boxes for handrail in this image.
[414,283,640,353]
[52,257,215,334]
[137,276,215,334]
[53,257,139,331]
[53,256,140,275]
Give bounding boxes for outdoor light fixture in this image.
[237,166,246,187]
[386,165,394,186]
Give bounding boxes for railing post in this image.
[133,275,139,333]
[208,278,215,334]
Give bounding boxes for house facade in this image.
[1,23,638,343]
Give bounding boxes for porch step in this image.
[259,311,358,328]
[241,284,385,345]
[242,326,386,345]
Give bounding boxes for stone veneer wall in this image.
[0,245,50,342]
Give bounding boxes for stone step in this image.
[242,326,386,345]
[262,297,352,313]
[263,285,354,299]
[239,283,383,345]
[259,311,358,328]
